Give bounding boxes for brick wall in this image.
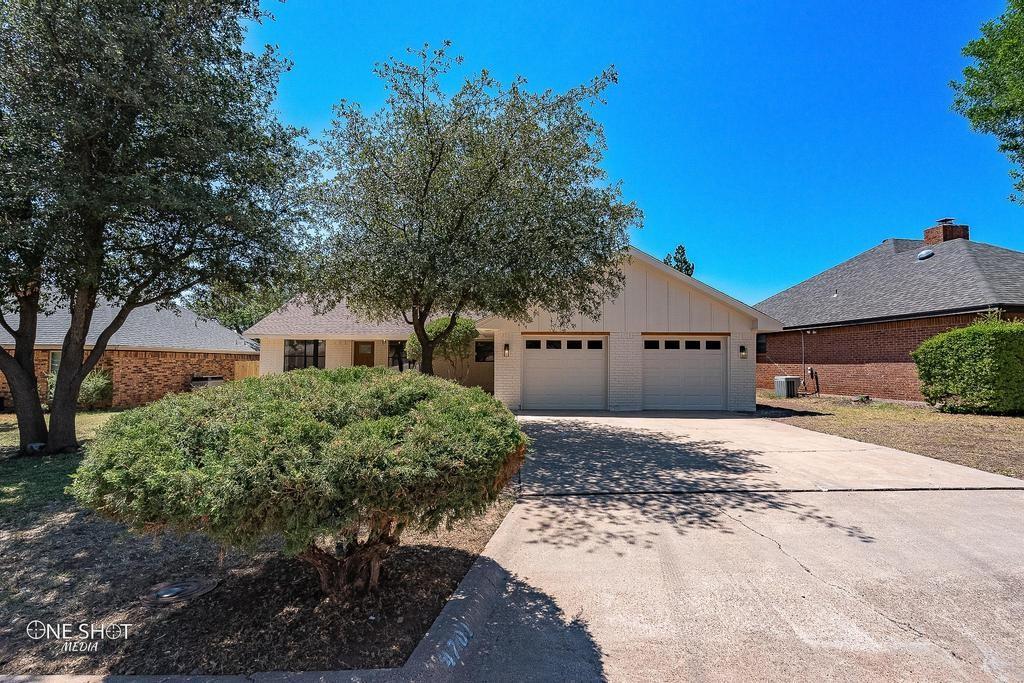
[755,313,992,401]
[109,350,255,407]
[728,331,757,411]
[0,348,257,409]
[608,332,642,410]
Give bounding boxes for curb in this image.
[401,553,509,681]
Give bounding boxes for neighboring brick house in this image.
[754,219,1024,401]
[0,301,258,409]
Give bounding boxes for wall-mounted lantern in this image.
[739,345,748,359]
[503,343,510,358]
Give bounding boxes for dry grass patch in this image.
[757,391,1024,479]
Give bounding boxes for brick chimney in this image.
[924,217,969,244]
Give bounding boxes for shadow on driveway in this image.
[517,418,876,553]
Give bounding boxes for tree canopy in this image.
[953,0,1024,201]
[0,0,310,451]
[663,244,695,276]
[308,42,642,373]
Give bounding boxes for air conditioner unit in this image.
[190,375,225,390]
[773,375,801,398]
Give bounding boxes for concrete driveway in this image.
[453,414,1024,682]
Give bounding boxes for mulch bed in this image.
[0,458,514,675]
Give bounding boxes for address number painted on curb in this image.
[432,621,474,669]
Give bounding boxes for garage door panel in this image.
[523,338,607,410]
[642,338,725,410]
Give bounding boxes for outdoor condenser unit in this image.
[190,375,225,390]
[774,375,801,398]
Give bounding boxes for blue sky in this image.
[248,0,1021,305]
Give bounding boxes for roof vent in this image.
[917,249,935,261]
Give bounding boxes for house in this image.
[0,300,258,409]
[246,247,783,412]
[754,219,1024,401]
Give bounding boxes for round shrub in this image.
[46,369,114,410]
[69,367,527,596]
[912,316,1024,414]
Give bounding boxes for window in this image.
[705,340,722,350]
[664,340,680,350]
[644,340,659,350]
[475,340,495,362]
[525,339,541,349]
[545,339,562,350]
[566,340,583,350]
[684,340,700,350]
[49,351,62,373]
[389,340,411,370]
[756,333,767,354]
[587,339,603,350]
[284,339,326,370]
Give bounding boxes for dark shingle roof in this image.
[755,237,1024,328]
[0,300,257,353]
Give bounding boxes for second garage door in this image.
[522,336,607,409]
[642,337,726,410]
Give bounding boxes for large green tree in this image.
[953,0,1024,201]
[309,43,642,374]
[0,0,308,453]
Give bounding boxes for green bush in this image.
[912,317,1024,414]
[69,367,526,595]
[46,369,114,410]
[405,317,479,361]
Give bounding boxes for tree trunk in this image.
[0,287,48,453]
[298,528,401,597]
[418,341,435,375]
[1,363,47,452]
[413,317,436,375]
[47,375,85,453]
[46,290,96,453]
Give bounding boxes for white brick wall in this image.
[325,339,352,369]
[727,332,756,412]
[608,332,642,411]
[493,332,521,409]
[258,338,283,375]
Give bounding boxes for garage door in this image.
[642,337,726,410]
[522,336,607,409]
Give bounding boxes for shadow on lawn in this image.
[755,403,833,418]
[516,419,874,554]
[1,511,604,679]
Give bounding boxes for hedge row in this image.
[912,318,1024,414]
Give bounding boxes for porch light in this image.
[739,345,748,359]
[503,343,510,358]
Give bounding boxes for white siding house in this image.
[246,247,783,412]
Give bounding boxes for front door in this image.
[353,341,375,367]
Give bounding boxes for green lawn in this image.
[0,410,116,523]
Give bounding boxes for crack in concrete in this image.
[720,509,969,668]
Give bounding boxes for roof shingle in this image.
[755,237,1024,328]
[0,300,257,353]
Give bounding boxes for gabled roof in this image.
[248,248,785,337]
[0,300,256,353]
[628,247,783,331]
[755,237,1024,329]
